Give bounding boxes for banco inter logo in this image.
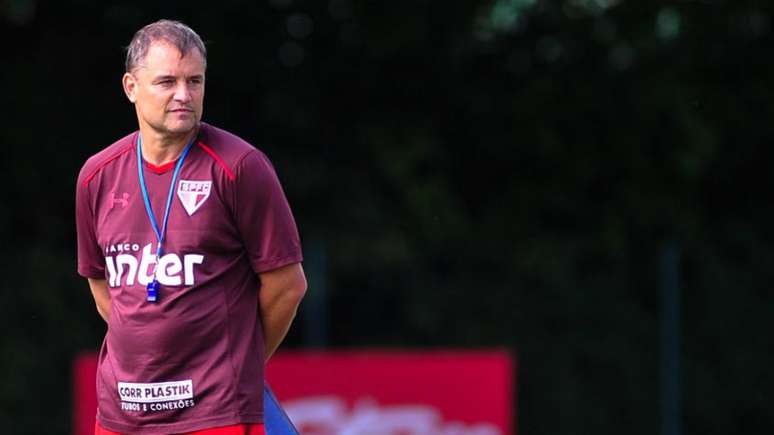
[104,243,203,287]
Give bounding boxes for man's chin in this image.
[163,121,199,136]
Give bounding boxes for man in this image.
[75,20,306,435]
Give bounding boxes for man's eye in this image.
[157,80,174,86]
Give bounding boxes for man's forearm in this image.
[260,294,304,360]
[258,263,307,361]
[87,278,112,322]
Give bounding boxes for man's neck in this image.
[138,125,199,166]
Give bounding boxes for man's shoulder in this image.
[199,123,261,158]
[78,131,137,186]
[197,123,268,179]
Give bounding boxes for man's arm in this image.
[259,262,307,361]
[87,278,112,323]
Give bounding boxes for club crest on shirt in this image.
[177,180,212,216]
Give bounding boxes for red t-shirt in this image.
[76,123,302,434]
[96,421,265,435]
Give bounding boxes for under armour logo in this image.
[109,192,130,209]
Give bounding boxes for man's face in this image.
[123,40,205,138]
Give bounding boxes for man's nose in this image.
[173,82,192,103]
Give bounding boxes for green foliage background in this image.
[1,0,772,433]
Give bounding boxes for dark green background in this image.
[1,0,772,433]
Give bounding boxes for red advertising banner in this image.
[73,353,99,435]
[73,350,515,435]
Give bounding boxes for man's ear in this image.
[122,72,137,103]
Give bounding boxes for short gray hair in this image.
[125,19,207,72]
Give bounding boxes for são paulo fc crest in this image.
[177,180,212,216]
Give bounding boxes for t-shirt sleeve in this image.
[232,150,303,274]
[76,169,106,279]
